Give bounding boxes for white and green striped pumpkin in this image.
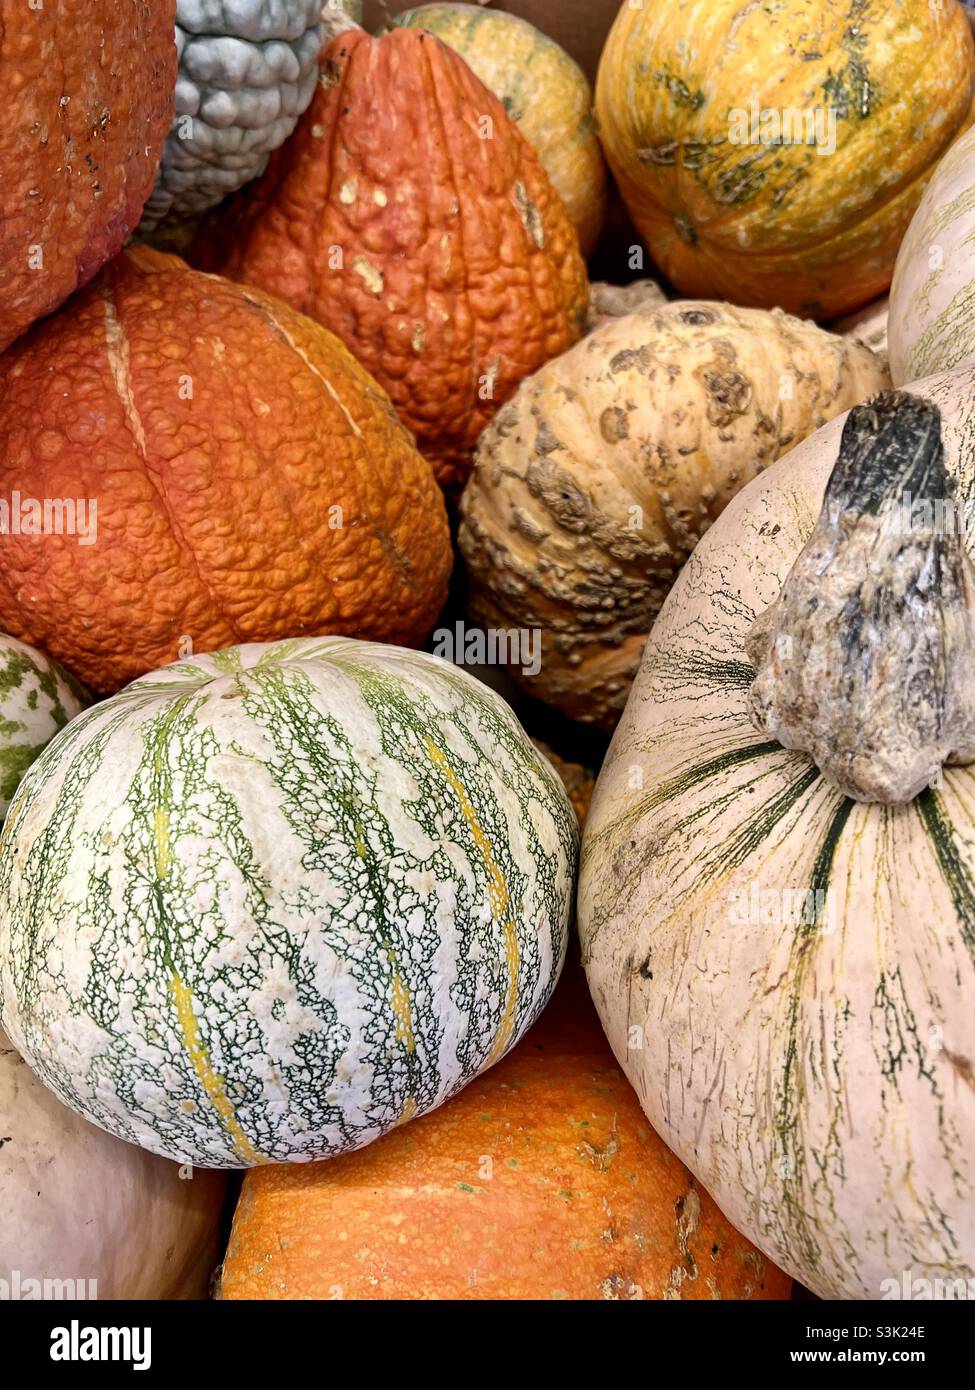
[579,377,975,1299]
[889,123,975,385]
[0,634,88,820]
[0,638,577,1169]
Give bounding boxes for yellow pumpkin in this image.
[595,0,975,317]
[387,3,608,255]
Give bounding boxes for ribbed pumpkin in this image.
[459,300,889,728]
[889,125,975,385]
[387,3,608,256]
[595,0,975,318]
[217,966,792,1300]
[192,24,589,490]
[0,0,177,351]
[0,636,88,820]
[0,246,451,694]
[1,1028,227,1300]
[0,637,578,1169]
[579,381,975,1297]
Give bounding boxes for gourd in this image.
[459,300,890,728]
[0,1029,228,1300]
[192,24,589,490]
[217,966,792,1300]
[834,296,889,372]
[386,3,608,255]
[889,125,975,385]
[578,379,975,1298]
[141,1,331,234]
[0,246,451,694]
[587,279,667,332]
[0,637,578,1169]
[0,0,177,351]
[0,636,88,821]
[594,0,975,318]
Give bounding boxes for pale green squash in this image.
[0,634,88,820]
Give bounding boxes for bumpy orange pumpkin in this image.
[595,0,975,318]
[0,0,176,351]
[193,26,589,490]
[0,247,452,693]
[217,966,792,1301]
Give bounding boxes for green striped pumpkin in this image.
[579,376,975,1299]
[0,634,87,820]
[0,638,577,1169]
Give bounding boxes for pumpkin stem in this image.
[747,390,975,804]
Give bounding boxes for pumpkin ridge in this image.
[917,787,975,965]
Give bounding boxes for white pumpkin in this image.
[579,373,975,1299]
[0,634,87,820]
[833,295,889,368]
[889,124,975,384]
[0,1028,227,1299]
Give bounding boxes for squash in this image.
[0,246,451,695]
[0,0,177,351]
[217,965,792,1300]
[889,125,975,385]
[191,24,589,491]
[385,3,607,256]
[0,636,578,1169]
[834,295,889,371]
[594,0,975,318]
[141,1,329,234]
[587,278,667,332]
[459,299,890,729]
[0,1028,227,1300]
[0,636,88,821]
[578,380,975,1298]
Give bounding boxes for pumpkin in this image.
[834,295,889,370]
[140,1,328,235]
[0,636,578,1169]
[216,965,792,1300]
[594,0,975,318]
[0,0,177,351]
[0,1028,228,1300]
[889,124,975,385]
[385,3,608,256]
[578,380,975,1298]
[191,24,589,490]
[0,246,451,695]
[459,299,890,729]
[0,636,88,821]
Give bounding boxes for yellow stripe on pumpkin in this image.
[170,973,266,1166]
[424,737,520,1070]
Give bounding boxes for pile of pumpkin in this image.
[1,0,973,1304]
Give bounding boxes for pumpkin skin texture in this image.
[834,295,889,371]
[459,300,890,729]
[889,125,975,385]
[0,637,578,1170]
[0,247,451,694]
[141,0,325,233]
[0,1028,228,1300]
[387,3,608,256]
[578,367,975,1298]
[595,0,975,318]
[192,27,589,490]
[0,636,88,821]
[0,0,177,352]
[217,967,792,1300]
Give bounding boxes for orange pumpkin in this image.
[0,247,452,694]
[0,0,176,351]
[192,26,589,490]
[217,966,792,1301]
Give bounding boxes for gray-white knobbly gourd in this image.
[141,0,326,230]
[579,379,975,1299]
[0,637,577,1169]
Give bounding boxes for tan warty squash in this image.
[459,299,889,728]
[579,378,975,1298]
